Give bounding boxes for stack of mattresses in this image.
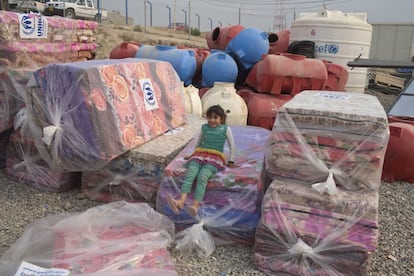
[81,115,206,204]
[0,202,178,275]
[25,58,186,171]
[156,125,270,245]
[0,11,97,68]
[6,129,80,192]
[255,91,389,275]
[255,180,379,275]
[265,91,389,190]
[0,68,36,169]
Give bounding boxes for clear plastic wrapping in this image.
[254,180,379,275]
[81,115,206,204]
[0,202,177,275]
[256,91,387,275]
[25,58,187,171]
[6,108,80,192]
[156,125,270,256]
[265,91,389,192]
[0,11,97,68]
[0,68,34,133]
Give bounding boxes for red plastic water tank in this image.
[268,29,290,55]
[109,41,140,59]
[322,60,349,91]
[236,86,256,105]
[246,53,327,95]
[205,25,245,50]
[382,122,414,184]
[247,93,292,130]
[198,87,211,99]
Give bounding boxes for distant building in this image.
[370,23,414,62]
[107,10,133,26]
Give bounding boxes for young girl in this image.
[167,104,236,218]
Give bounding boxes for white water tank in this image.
[290,9,372,93]
[201,82,248,125]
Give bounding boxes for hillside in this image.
[95,22,208,59]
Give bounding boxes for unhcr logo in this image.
[20,15,35,36]
[18,14,48,39]
[143,81,156,105]
[139,78,159,111]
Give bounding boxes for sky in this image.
[99,0,414,32]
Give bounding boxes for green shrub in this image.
[191,27,200,36]
[133,25,142,32]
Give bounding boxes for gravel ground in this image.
[0,170,413,275]
[0,90,413,275]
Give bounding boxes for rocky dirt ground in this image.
[94,22,208,60]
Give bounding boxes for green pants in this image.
[181,161,217,201]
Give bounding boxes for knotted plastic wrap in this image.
[0,202,177,275]
[265,91,389,192]
[5,107,80,192]
[25,58,187,171]
[254,180,379,275]
[156,125,270,256]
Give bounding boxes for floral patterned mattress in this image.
[26,58,186,171]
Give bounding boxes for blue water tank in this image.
[135,45,197,85]
[202,50,238,87]
[225,28,269,70]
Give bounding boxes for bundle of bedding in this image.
[265,91,389,192]
[0,68,35,133]
[6,130,80,192]
[254,179,379,275]
[0,202,178,275]
[0,11,97,68]
[156,125,270,245]
[25,58,187,171]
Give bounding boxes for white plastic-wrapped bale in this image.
[265,90,389,192]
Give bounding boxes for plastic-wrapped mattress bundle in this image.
[0,68,35,133]
[6,108,80,192]
[255,91,389,275]
[0,129,12,168]
[25,58,187,171]
[0,11,97,68]
[81,115,206,204]
[0,202,178,276]
[265,91,389,191]
[156,125,270,256]
[6,130,81,192]
[254,180,379,275]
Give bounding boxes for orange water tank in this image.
[236,86,256,105]
[109,41,140,59]
[322,60,349,91]
[247,93,292,130]
[382,121,414,184]
[205,25,245,50]
[246,53,328,95]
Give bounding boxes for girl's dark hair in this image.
[206,105,227,124]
